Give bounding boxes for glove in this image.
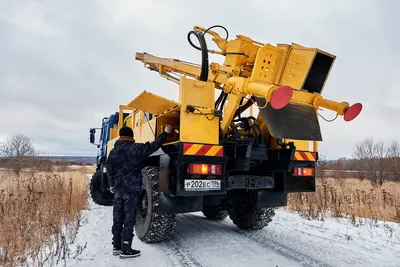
[164,124,172,134]
[109,186,114,193]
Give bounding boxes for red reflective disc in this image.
[344,103,362,121]
[270,86,293,109]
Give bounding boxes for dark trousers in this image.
[111,192,140,243]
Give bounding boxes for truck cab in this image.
[90,114,118,169]
[88,113,122,205]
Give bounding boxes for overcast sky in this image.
[0,0,399,160]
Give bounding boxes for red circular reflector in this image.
[270,86,293,109]
[344,103,362,122]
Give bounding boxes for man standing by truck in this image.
[107,124,172,258]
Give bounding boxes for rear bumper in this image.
[156,142,317,196]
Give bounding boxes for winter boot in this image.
[120,236,140,258]
[112,235,122,256]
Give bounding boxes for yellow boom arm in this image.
[135,25,362,141]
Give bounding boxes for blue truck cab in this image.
[89,113,118,169]
[88,113,119,205]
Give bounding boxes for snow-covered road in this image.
[61,201,400,267]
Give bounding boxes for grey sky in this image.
[0,0,398,160]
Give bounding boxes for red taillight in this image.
[293,167,314,176]
[188,163,222,175]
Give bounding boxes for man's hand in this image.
[164,124,172,134]
[110,186,115,194]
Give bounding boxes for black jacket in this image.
[107,132,167,198]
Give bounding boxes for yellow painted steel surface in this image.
[106,138,118,158]
[250,44,283,85]
[179,77,219,145]
[136,118,157,143]
[123,114,133,128]
[179,77,214,108]
[132,25,362,153]
[220,94,244,133]
[118,105,135,130]
[109,128,118,140]
[285,139,310,151]
[128,90,179,115]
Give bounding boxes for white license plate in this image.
[184,179,221,191]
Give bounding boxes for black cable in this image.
[188,25,247,58]
[187,106,217,121]
[187,30,209,81]
[237,97,244,119]
[188,25,229,51]
[219,93,228,112]
[215,90,225,109]
[204,25,229,40]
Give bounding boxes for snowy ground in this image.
[59,200,400,267]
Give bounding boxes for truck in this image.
[89,25,362,243]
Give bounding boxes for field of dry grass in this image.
[0,156,398,265]
[288,174,400,224]
[0,166,91,267]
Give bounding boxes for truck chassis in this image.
[133,139,316,242]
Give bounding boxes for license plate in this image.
[184,179,221,191]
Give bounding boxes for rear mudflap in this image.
[255,97,322,141]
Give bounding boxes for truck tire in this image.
[202,206,229,220]
[90,170,113,206]
[135,166,177,243]
[229,192,275,230]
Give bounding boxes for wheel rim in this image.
[139,189,148,220]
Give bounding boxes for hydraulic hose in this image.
[219,93,228,112]
[215,90,225,109]
[188,25,229,51]
[187,30,209,81]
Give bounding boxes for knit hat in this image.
[119,126,134,138]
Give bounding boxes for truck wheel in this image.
[135,166,177,243]
[229,192,275,230]
[90,170,113,206]
[202,205,229,220]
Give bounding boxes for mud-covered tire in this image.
[202,206,229,220]
[229,191,275,230]
[135,166,177,243]
[90,170,113,206]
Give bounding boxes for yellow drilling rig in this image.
[89,25,362,243]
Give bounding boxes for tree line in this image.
[1,134,399,184]
[319,137,400,185]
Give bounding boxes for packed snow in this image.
[57,199,400,267]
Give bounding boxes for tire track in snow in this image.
[159,217,204,267]
[206,215,331,267]
[181,213,331,267]
[161,237,204,267]
[164,213,311,267]
[233,229,332,267]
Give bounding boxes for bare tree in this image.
[0,133,37,175]
[387,140,400,181]
[353,137,400,185]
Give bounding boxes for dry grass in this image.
[0,167,90,267]
[288,175,400,224]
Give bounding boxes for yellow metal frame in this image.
[179,77,219,145]
[132,25,362,153]
[127,90,180,115]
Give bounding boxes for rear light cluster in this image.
[188,163,222,175]
[293,167,314,176]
